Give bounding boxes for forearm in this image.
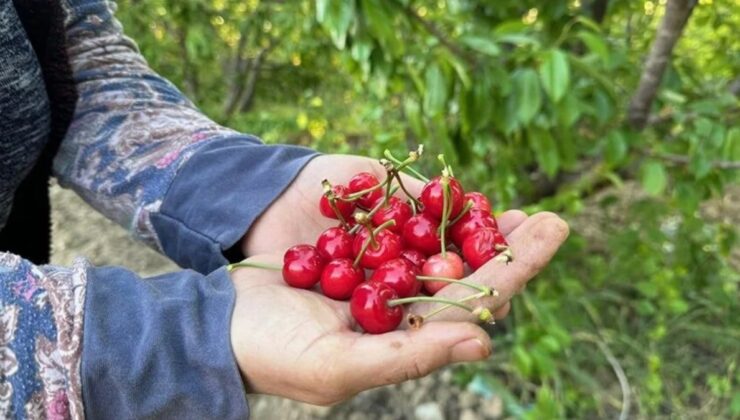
[54,0,316,273]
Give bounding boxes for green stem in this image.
[344,180,387,201]
[393,172,422,207]
[438,175,450,258]
[421,291,488,320]
[384,150,430,182]
[416,276,493,295]
[448,199,474,227]
[353,219,396,267]
[388,296,474,312]
[227,261,282,272]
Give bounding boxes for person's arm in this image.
[0,252,247,418]
[54,0,317,274]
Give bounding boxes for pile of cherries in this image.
[238,149,512,333]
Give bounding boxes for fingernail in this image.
[451,338,491,362]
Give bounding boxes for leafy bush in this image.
[117,0,739,417]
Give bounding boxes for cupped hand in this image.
[229,258,491,405]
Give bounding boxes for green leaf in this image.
[459,35,501,56]
[423,62,448,117]
[575,31,609,63]
[641,160,668,195]
[722,127,740,160]
[443,52,472,89]
[361,0,402,57]
[514,69,542,124]
[539,49,570,102]
[316,0,354,49]
[528,127,560,178]
[604,130,627,166]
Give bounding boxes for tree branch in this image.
[627,0,697,130]
[398,4,472,63]
[643,149,740,170]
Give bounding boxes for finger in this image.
[497,209,528,235]
[341,322,490,392]
[408,212,569,321]
[493,301,511,319]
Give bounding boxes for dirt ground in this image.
[50,182,506,420]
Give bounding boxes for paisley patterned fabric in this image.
[0,253,87,419]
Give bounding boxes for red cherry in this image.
[421,252,464,294]
[370,258,421,298]
[282,245,325,289]
[400,249,427,270]
[462,227,509,270]
[319,185,356,220]
[402,213,442,255]
[420,176,465,220]
[448,209,499,249]
[316,227,354,260]
[352,228,402,269]
[371,197,412,233]
[348,172,384,209]
[320,259,365,300]
[464,192,492,214]
[350,282,403,334]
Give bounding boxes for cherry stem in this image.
[344,182,385,201]
[438,173,451,258]
[421,290,496,320]
[352,219,396,267]
[393,172,422,208]
[388,295,474,312]
[448,200,474,227]
[384,149,429,182]
[416,276,494,295]
[437,154,454,177]
[227,260,282,272]
[322,179,350,230]
[366,185,399,219]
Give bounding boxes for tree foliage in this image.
[117,0,739,417]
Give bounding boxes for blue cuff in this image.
[82,266,248,419]
[151,136,318,273]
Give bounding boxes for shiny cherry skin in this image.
[448,209,499,249]
[420,176,465,220]
[348,172,384,209]
[462,227,509,270]
[350,282,403,334]
[320,258,365,300]
[316,227,354,260]
[370,258,421,298]
[421,252,465,294]
[400,249,427,270]
[319,185,356,220]
[282,244,325,289]
[371,197,412,234]
[352,228,403,269]
[402,213,442,256]
[464,192,492,214]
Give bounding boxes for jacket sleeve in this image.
[0,252,248,419]
[53,0,317,274]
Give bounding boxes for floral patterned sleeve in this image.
[1,253,86,419]
[0,252,248,419]
[54,0,316,273]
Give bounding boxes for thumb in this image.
[341,322,491,392]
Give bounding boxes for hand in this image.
[229,213,568,405]
[229,258,492,405]
[242,154,396,256]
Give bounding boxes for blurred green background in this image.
[117,0,738,417]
